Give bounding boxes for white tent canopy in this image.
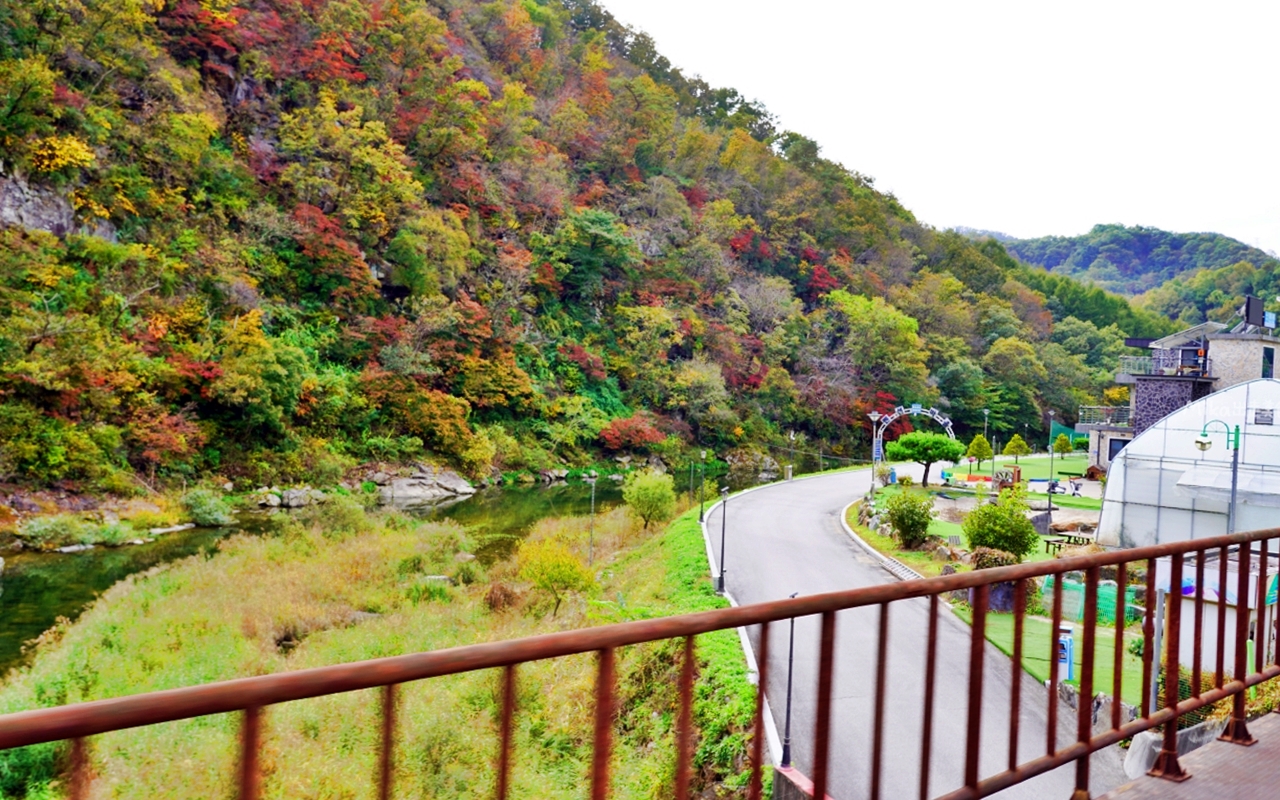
[1098,378,1280,548]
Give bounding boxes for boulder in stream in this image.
[380,465,476,508]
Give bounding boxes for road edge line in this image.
[838,498,926,582]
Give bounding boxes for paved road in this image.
[704,468,1126,800]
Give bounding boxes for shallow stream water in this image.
[0,458,843,676]
[0,482,623,675]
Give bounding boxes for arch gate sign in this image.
[871,403,956,461]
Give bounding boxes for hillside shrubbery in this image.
[0,0,1168,493]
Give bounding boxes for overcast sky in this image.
[601,0,1280,253]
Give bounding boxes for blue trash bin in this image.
[888,468,897,484]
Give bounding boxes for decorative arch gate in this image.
[871,403,956,461]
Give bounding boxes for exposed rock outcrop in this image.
[379,464,476,508]
[0,171,116,240]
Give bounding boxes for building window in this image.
[1265,347,1275,379]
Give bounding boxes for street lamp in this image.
[1047,410,1056,529]
[586,470,597,566]
[789,430,797,478]
[868,411,883,499]
[781,591,800,768]
[1196,421,1242,533]
[716,487,730,593]
[698,449,708,522]
[982,407,990,476]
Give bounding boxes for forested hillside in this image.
[999,223,1278,295]
[0,0,1175,493]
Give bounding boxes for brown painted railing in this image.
[3,529,1280,799]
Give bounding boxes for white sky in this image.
[601,0,1280,254]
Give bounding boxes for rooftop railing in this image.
[1120,350,1213,378]
[1077,406,1132,427]
[3,529,1280,799]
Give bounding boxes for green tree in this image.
[962,486,1038,560]
[622,469,676,529]
[1053,433,1073,455]
[1003,434,1031,463]
[883,490,934,549]
[518,540,594,617]
[966,433,993,473]
[885,432,965,487]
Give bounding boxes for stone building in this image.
[1078,320,1280,470]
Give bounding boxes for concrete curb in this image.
[838,498,925,582]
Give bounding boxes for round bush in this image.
[883,490,934,549]
[962,487,1038,560]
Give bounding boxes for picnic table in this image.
[1042,532,1095,554]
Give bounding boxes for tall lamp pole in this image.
[982,407,990,475]
[789,430,796,477]
[716,487,730,593]
[586,471,597,566]
[868,410,883,500]
[1047,410,1056,529]
[698,449,707,522]
[1195,421,1242,533]
[781,591,800,768]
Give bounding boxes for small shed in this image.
[1155,548,1279,674]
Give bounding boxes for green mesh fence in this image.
[1042,576,1143,626]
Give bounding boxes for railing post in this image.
[1071,567,1099,799]
[810,610,837,800]
[965,584,988,791]
[919,594,938,800]
[749,624,769,800]
[870,603,889,800]
[1220,545,1256,745]
[68,737,88,800]
[1150,553,1190,781]
[238,706,262,800]
[591,648,616,800]
[496,667,516,800]
[378,684,397,800]
[675,637,696,800]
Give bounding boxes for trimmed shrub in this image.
[962,486,1038,560]
[884,490,934,549]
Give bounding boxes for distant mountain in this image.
[952,226,1016,242]
[991,224,1278,295]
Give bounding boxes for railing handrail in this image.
[3,526,1277,752]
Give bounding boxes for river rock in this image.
[380,465,476,508]
[0,556,4,575]
[56,544,95,553]
[455,552,476,562]
[259,492,281,508]
[371,471,391,485]
[281,488,311,508]
[149,523,195,535]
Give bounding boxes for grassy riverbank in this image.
[0,502,764,799]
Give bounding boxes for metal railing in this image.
[3,529,1280,799]
[1077,406,1132,427]
[1120,351,1213,378]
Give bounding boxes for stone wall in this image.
[1133,379,1196,435]
[1207,335,1271,389]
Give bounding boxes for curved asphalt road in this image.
[704,467,1125,799]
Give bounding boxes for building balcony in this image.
[1118,351,1213,380]
[1077,405,1132,428]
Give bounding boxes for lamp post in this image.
[789,430,796,478]
[1047,410,1056,529]
[716,487,730,593]
[1195,421,1242,533]
[586,470,597,566]
[781,591,800,768]
[868,411,883,499]
[698,449,707,522]
[982,407,990,476]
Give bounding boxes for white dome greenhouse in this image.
[1098,378,1280,548]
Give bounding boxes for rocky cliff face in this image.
[0,169,115,240]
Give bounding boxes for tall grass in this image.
[0,501,764,798]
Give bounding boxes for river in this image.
[0,456,848,676]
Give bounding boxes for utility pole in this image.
[586,471,597,566]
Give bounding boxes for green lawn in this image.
[958,454,1090,481]
[955,611,1146,707]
